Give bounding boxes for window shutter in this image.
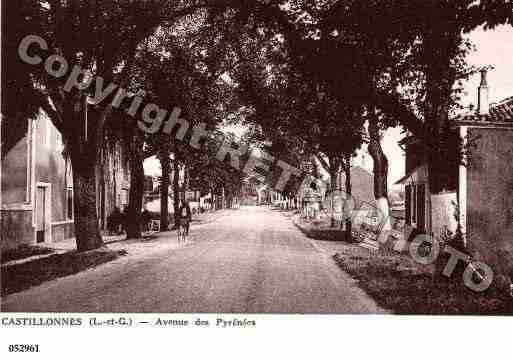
[405,185,411,225]
[417,184,426,232]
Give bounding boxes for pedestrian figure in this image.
[177,200,192,242]
[141,207,152,232]
[107,207,122,234]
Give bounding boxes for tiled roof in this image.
[456,96,513,123]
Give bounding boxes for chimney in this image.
[478,69,490,115]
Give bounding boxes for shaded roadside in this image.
[2,248,127,297]
[333,245,513,315]
[1,209,232,298]
[288,210,358,249]
[288,209,513,315]
[1,245,54,265]
[2,206,386,313]
[4,208,231,257]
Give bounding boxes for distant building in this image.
[333,165,379,228]
[1,110,129,250]
[337,165,375,208]
[241,177,259,205]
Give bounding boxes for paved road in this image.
[1,206,384,313]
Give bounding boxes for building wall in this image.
[1,118,34,249]
[431,192,458,240]
[1,127,29,204]
[1,210,33,250]
[51,221,75,243]
[33,115,72,224]
[2,109,131,249]
[467,127,513,274]
[33,114,74,243]
[1,113,74,249]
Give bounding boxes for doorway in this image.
[35,186,46,243]
[416,184,426,232]
[35,183,52,243]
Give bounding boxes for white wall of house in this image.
[431,192,458,240]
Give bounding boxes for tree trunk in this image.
[368,118,391,231]
[125,139,144,239]
[182,165,188,202]
[68,101,103,252]
[172,158,180,227]
[329,168,337,228]
[316,154,339,227]
[98,148,106,230]
[344,155,353,241]
[159,154,170,232]
[422,29,457,195]
[339,167,344,230]
[72,154,103,252]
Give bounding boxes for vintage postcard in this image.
[1,1,512,357]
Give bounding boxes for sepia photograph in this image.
[1,0,512,356]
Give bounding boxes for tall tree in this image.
[11,0,202,250]
[1,0,47,155]
[203,0,511,226]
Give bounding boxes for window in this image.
[66,187,73,220]
[406,183,427,230]
[416,184,426,231]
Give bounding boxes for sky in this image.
[381,25,513,188]
[145,25,513,186]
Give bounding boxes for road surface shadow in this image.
[1,249,127,297]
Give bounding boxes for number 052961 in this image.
[8,344,40,353]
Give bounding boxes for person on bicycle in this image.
[179,200,192,236]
